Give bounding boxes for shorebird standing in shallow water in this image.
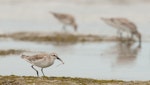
[51,12,77,31]
[101,17,141,46]
[21,52,64,77]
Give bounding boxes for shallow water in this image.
[0,40,150,81]
[0,0,150,81]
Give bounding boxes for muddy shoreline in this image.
[0,75,150,85]
[0,32,133,43]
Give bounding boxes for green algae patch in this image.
[0,49,27,56]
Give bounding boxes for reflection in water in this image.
[112,41,141,67]
[116,43,140,65]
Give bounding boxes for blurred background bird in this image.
[101,17,141,46]
[51,12,78,32]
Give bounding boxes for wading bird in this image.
[21,52,64,77]
[51,12,77,31]
[101,17,141,46]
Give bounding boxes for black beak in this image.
[57,57,64,64]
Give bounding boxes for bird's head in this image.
[50,52,64,64]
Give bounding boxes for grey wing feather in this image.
[22,54,48,63]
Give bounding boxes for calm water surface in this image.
[0,40,150,81]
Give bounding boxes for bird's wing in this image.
[52,13,74,22]
[23,53,48,64]
[118,18,137,31]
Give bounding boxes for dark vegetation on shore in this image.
[0,75,122,85]
[0,75,150,85]
[0,49,27,56]
[0,32,133,43]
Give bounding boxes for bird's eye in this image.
[53,54,56,56]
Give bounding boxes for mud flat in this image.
[0,32,133,44]
[0,75,150,85]
[0,49,27,56]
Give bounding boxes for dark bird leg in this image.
[62,24,67,31]
[117,30,123,41]
[131,33,133,39]
[117,30,122,38]
[41,68,45,76]
[119,32,122,38]
[31,65,39,77]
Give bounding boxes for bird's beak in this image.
[57,57,64,64]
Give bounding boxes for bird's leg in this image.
[117,30,122,40]
[126,32,130,41]
[119,32,122,38]
[117,30,120,37]
[41,68,45,76]
[31,65,39,77]
[62,24,66,31]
